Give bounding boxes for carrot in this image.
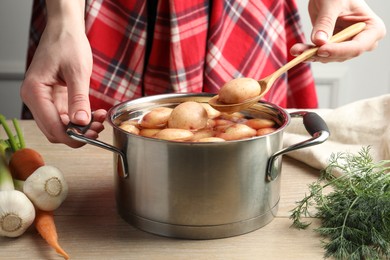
[9,148,45,181]
[34,208,70,260]
[0,116,44,180]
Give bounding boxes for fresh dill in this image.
[290,147,390,259]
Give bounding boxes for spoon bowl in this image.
[209,22,367,113]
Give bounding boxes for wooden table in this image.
[1,120,325,260]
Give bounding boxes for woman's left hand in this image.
[290,0,386,63]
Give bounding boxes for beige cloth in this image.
[283,94,390,170]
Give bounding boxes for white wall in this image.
[0,0,389,119]
[0,0,32,118]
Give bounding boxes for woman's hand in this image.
[21,0,106,148]
[291,0,386,63]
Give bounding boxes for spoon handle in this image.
[328,22,366,43]
[267,22,366,82]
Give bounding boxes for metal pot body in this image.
[67,93,329,239]
[113,123,283,239]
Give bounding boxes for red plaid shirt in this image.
[26,0,317,113]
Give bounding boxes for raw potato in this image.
[201,103,221,119]
[139,128,160,138]
[218,78,261,104]
[245,118,275,129]
[256,127,277,136]
[219,112,246,122]
[206,119,216,128]
[191,129,216,141]
[212,119,235,132]
[218,124,257,141]
[118,101,279,142]
[197,137,225,142]
[213,119,235,127]
[119,124,140,135]
[141,107,173,129]
[155,128,194,141]
[120,120,138,126]
[168,101,208,130]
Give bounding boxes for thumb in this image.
[311,3,339,46]
[67,79,91,126]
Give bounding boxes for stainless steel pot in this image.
[67,93,329,239]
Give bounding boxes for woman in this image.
[21,0,386,147]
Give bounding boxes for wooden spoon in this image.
[209,22,366,113]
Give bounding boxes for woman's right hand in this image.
[21,0,106,148]
[290,0,386,63]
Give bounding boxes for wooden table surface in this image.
[1,120,325,260]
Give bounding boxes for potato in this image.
[120,119,139,126]
[197,137,225,142]
[200,103,221,119]
[139,128,161,138]
[119,124,140,135]
[155,128,194,141]
[219,112,246,122]
[256,127,277,136]
[217,124,257,141]
[168,101,208,130]
[206,119,216,128]
[140,107,173,129]
[218,78,261,104]
[213,118,235,132]
[119,100,279,142]
[213,118,235,126]
[245,118,275,129]
[191,129,216,141]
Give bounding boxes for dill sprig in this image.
[290,147,390,259]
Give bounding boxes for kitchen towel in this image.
[283,94,390,170]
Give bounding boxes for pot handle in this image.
[66,121,129,178]
[266,111,330,181]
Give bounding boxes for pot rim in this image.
[106,93,291,144]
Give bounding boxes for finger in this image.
[92,109,108,124]
[23,83,85,148]
[83,121,105,140]
[315,26,383,62]
[84,109,107,137]
[66,109,107,146]
[52,85,70,123]
[63,67,92,126]
[290,43,313,56]
[350,22,385,52]
[310,1,340,46]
